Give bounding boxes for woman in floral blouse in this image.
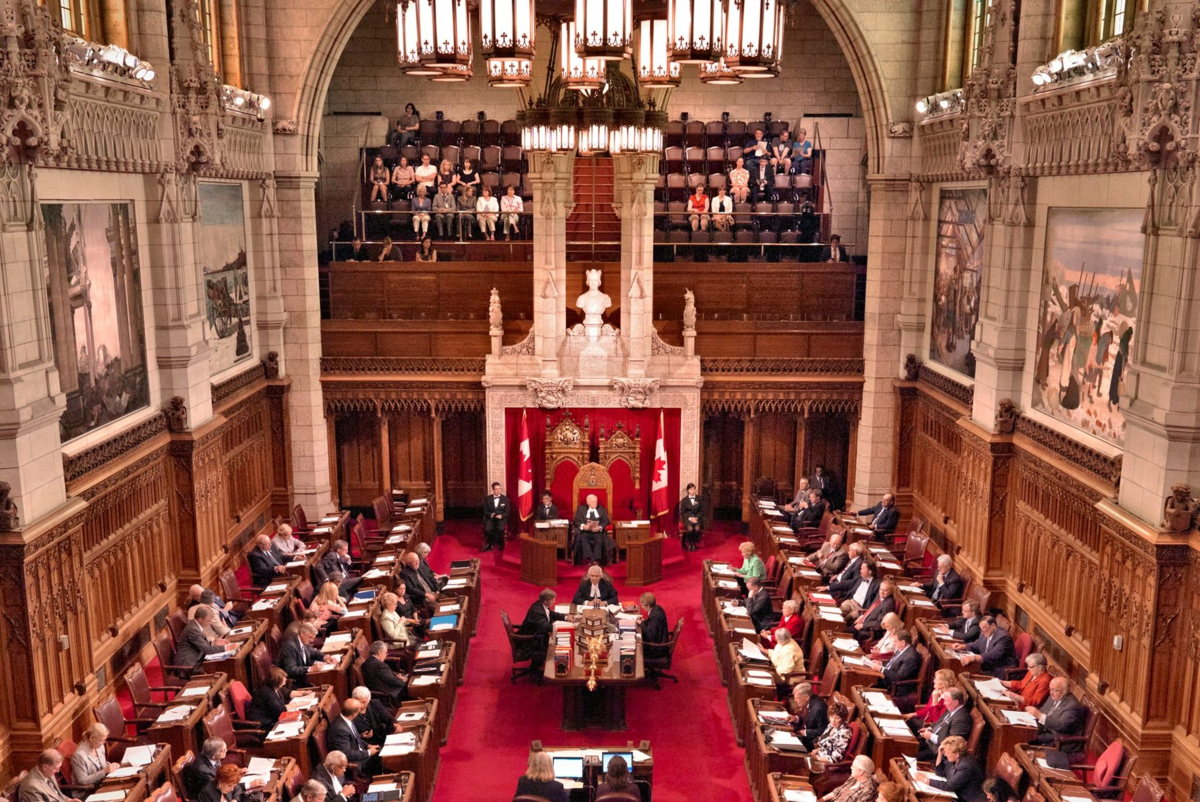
[814,701,853,763]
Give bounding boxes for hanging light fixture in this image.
[429,62,473,81]
[698,57,742,85]
[637,18,681,88]
[397,0,442,75]
[415,0,472,70]
[561,20,605,92]
[574,0,632,61]
[724,0,785,74]
[481,0,535,88]
[667,0,724,64]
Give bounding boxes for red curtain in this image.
[503,407,681,529]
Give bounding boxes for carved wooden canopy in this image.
[599,423,641,490]
[572,462,614,510]
[545,413,591,487]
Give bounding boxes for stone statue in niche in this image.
[0,482,18,532]
[995,398,1019,433]
[683,288,697,331]
[488,287,502,332]
[165,396,188,432]
[903,353,921,381]
[1162,484,1198,533]
[574,268,613,342]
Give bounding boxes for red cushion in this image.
[1092,741,1124,787]
[1013,633,1033,664]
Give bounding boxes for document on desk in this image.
[758,710,791,724]
[710,564,735,576]
[770,731,806,749]
[445,578,468,588]
[410,675,440,687]
[819,608,846,622]
[784,790,817,802]
[155,705,194,723]
[808,592,836,603]
[396,710,426,722]
[244,757,276,778]
[179,685,209,698]
[898,584,924,594]
[862,691,900,713]
[632,749,652,763]
[286,695,318,711]
[717,580,741,590]
[975,677,1009,701]
[86,791,128,802]
[771,525,794,534]
[122,745,156,767]
[1001,709,1039,726]
[204,649,237,661]
[554,604,572,614]
[367,784,398,793]
[912,780,957,798]
[877,718,914,737]
[745,675,774,687]
[363,569,388,579]
[106,767,141,780]
[840,655,869,667]
[721,602,748,615]
[740,638,769,662]
[266,720,305,740]
[832,637,861,652]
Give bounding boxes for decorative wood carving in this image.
[917,365,975,408]
[545,413,591,488]
[212,362,268,405]
[1014,416,1123,487]
[321,357,487,374]
[599,423,641,489]
[62,414,169,485]
[700,358,865,375]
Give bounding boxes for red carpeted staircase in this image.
[567,157,622,262]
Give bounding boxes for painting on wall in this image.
[198,182,252,373]
[43,203,150,442]
[1033,208,1142,446]
[929,188,987,377]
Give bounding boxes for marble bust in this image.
[575,268,612,341]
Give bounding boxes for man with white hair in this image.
[292,780,327,802]
[572,565,618,605]
[571,493,612,565]
[413,542,448,590]
[312,752,352,802]
[247,534,288,587]
[271,523,304,556]
[923,554,964,604]
[277,622,323,684]
[350,686,397,745]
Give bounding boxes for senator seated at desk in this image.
[923,555,964,607]
[855,493,900,538]
[868,628,920,691]
[70,723,118,788]
[572,565,619,606]
[534,490,558,521]
[813,702,854,763]
[791,489,827,532]
[916,686,971,760]
[175,606,230,674]
[788,682,830,750]
[277,622,324,684]
[1003,652,1051,707]
[328,698,380,775]
[596,755,641,801]
[197,763,251,802]
[851,576,897,643]
[1026,676,1088,756]
[817,754,876,802]
[293,780,328,802]
[919,735,985,802]
[247,666,292,728]
[351,686,398,746]
[947,600,982,642]
[827,542,868,599]
[948,615,1017,678]
[639,592,670,661]
[21,751,80,802]
[837,560,881,621]
[764,599,802,648]
[733,541,766,585]
[248,534,289,587]
[744,575,777,633]
[183,738,227,798]
[808,531,849,579]
[905,668,958,730]
[572,494,614,565]
[362,640,409,705]
[312,751,353,802]
[513,751,569,802]
[400,552,440,611]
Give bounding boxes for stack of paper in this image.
[179,685,209,698]
[758,710,792,724]
[106,767,141,780]
[862,691,901,715]
[367,783,399,794]
[322,632,354,653]
[818,606,844,622]
[286,695,318,711]
[380,731,417,757]
[554,604,572,614]
[808,592,835,603]
[155,705,194,723]
[204,649,236,662]
[710,564,735,576]
[717,580,741,590]
[410,675,439,687]
[418,641,442,655]
[266,720,305,740]
[396,710,426,722]
[363,569,388,579]
[784,789,817,802]
[770,730,806,749]
[877,717,914,737]
[974,677,1009,701]
[771,525,794,534]
[832,637,862,652]
[251,598,276,611]
[86,791,128,802]
[445,578,468,589]
[1002,709,1039,726]
[898,584,924,594]
[264,582,289,594]
[121,746,156,767]
[739,638,769,662]
[745,675,774,687]
[243,757,276,781]
[764,509,785,518]
[912,780,957,798]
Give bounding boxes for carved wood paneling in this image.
[910,393,963,527]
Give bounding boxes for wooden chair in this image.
[92,694,149,759]
[146,782,180,802]
[1021,787,1045,802]
[124,662,174,714]
[965,706,986,755]
[291,505,315,535]
[54,739,98,796]
[171,751,195,802]
[995,753,1027,796]
[166,610,188,644]
[152,630,197,684]
[500,610,541,682]
[899,531,930,569]
[1006,633,1035,680]
[890,644,932,709]
[249,643,274,687]
[219,571,256,606]
[1128,775,1165,802]
[643,617,683,687]
[201,706,255,763]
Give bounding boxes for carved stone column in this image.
[0,163,68,524]
[612,154,659,378]
[854,176,911,503]
[972,174,1037,429]
[248,177,289,363]
[525,153,575,377]
[146,171,215,427]
[273,172,332,514]
[896,179,932,362]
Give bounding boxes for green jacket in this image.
[735,553,766,580]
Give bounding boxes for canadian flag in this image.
[517,409,534,521]
[650,410,670,519]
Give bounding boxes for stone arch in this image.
[288,0,899,176]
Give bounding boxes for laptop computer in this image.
[552,757,585,781]
[601,752,634,773]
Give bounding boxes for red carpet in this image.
[429,520,754,802]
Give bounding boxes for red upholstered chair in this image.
[1128,775,1165,802]
[250,643,274,687]
[1056,740,1134,799]
[54,739,96,796]
[1006,633,1035,680]
[201,706,254,763]
[228,681,253,721]
[995,753,1027,796]
[153,630,198,685]
[166,610,188,644]
[92,695,149,760]
[146,782,179,802]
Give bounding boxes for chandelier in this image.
[637,18,681,89]
[698,56,742,85]
[667,0,724,63]
[561,20,605,93]
[724,0,784,74]
[573,0,632,61]
[481,0,535,88]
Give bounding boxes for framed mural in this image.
[198,182,252,373]
[43,202,150,442]
[929,188,986,378]
[1033,208,1142,446]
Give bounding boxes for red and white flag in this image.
[517,409,534,521]
[651,410,670,519]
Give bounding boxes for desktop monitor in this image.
[601,752,634,773]
[552,757,585,781]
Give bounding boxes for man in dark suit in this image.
[748,158,774,203]
[319,540,362,598]
[873,629,920,690]
[1028,677,1088,755]
[413,542,447,590]
[572,565,619,605]
[788,682,829,750]
[837,560,881,619]
[327,699,379,775]
[917,686,971,759]
[639,592,670,660]
[247,534,288,587]
[820,234,848,263]
[182,739,226,798]
[927,736,986,802]
[276,623,323,684]
[827,541,867,597]
[809,465,834,498]
[852,577,897,643]
[857,493,900,538]
[534,491,558,520]
[947,600,983,642]
[350,686,397,745]
[400,552,439,610]
[923,554,964,605]
[744,576,777,633]
[518,588,571,670]
[482,482,509,552]
[173,607,228,674]
[791,489,827,532]
[361,641,408,705]
[953,616,1017,678]
[312,752,353,802]
[571,494,613,565]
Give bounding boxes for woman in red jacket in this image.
[763,599,803,648]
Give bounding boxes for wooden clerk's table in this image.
[537,744,654,796]
[613,520,650,561]
[378,700,438,802]
[144,673,228,759]
[542,602,646,731]
[262,685,335,776]
[532,519,570,552]
[959,673,1040,768]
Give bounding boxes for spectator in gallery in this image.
[745,127,771,168]
[436,159,457,193]
[729,157,750,203]
[688,183,710,232]
[773,127,794,174]
[458,158,481,194]
[389,156,414,200]
[432,183,457,239]
[388,103,419,148]
[376,236,400,262]
[414,153,437,191]
[368,156,389,204]
[793,127,814,174]
[476,186,500,240]
[411,186,432,238]
[711,187,734,231]
[458,185,479,240]
[500,185,524,240]
[749,156,774,203]
[415,237,437,263]
[798,201,820,243]
[342,236,368,262]
[821,234,848,263]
